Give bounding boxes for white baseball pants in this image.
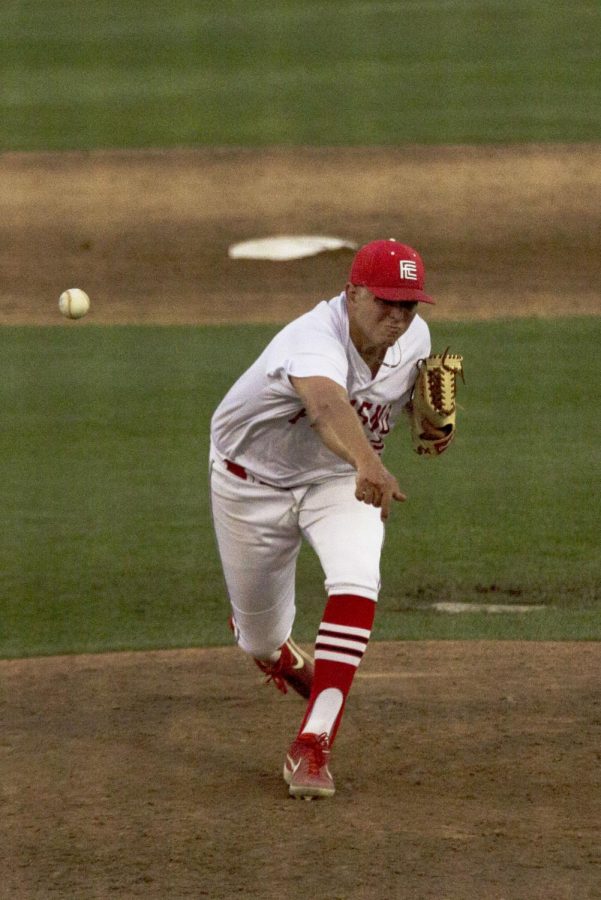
[209,456,384,659]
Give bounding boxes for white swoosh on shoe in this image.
[287,641,309,670]
[287,754,302,774]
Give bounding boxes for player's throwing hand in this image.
[354,459,406,520]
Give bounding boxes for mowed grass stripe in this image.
[2,0,600,149]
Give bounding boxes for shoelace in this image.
[257,653,289,694]
[298,733,330,774]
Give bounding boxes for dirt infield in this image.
[2,643,601,899]
[3,144,600,325]
[2,145,601,898]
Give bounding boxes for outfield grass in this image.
[2,0,600,150]
[1,317,600,658]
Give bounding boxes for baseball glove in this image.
[410,348,464,456]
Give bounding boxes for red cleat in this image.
[254,638,314,699]
[283,732,335,799]
[228,617,313,699]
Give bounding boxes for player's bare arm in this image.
[290,375,406,520]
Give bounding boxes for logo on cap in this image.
[348,239,435,303]
[399,260,418,281]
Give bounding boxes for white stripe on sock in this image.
[316,635,367,653]
[318,622,371,639]
[315,649,361,667]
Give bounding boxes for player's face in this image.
[346,284,418,351]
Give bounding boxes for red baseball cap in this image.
[349,239,435,304]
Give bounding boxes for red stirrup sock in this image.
[298,593,376,745]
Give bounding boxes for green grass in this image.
[1,317,600,658]
[2,0,600,150]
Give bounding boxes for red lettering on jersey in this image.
[354,400,373,426]
[369,404,391,435]
[350,398,392,448]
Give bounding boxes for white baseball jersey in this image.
[210,292,431,488]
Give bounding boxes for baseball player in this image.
[210,239,436,799]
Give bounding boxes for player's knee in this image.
[233,615,292,658]
[324,576,380,602]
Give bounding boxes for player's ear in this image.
[345,282,358,303]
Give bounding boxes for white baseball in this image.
[59,288,90,319]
